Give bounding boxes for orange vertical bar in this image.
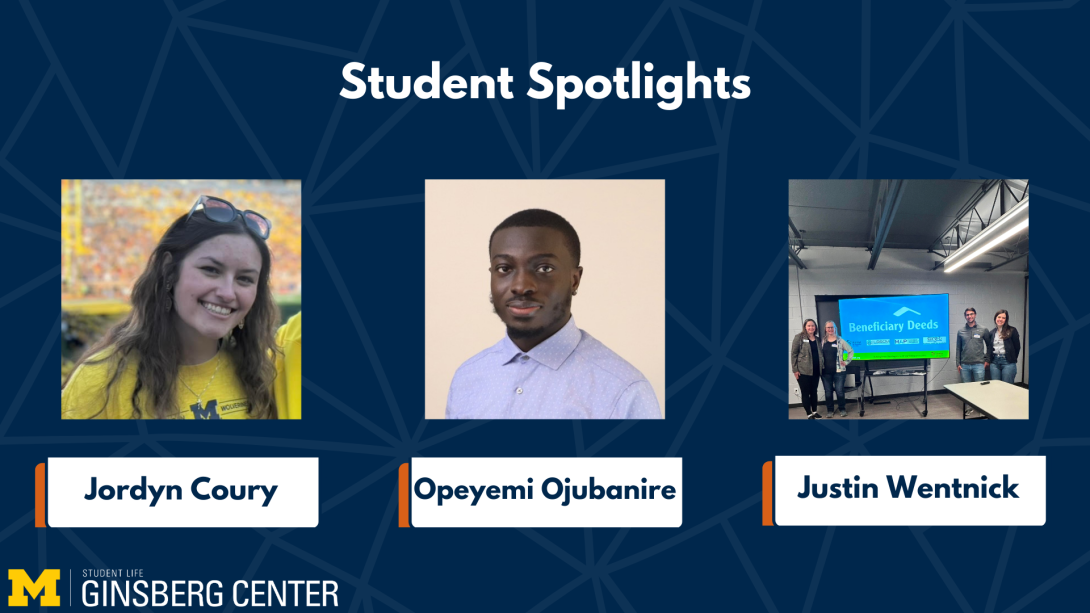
[398,463,410,528]
[762,461,773,526]
[35,463,46,528]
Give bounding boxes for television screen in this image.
[838,294,950,360]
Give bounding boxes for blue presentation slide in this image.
[839,294,950,359]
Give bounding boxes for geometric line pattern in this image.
[2,0,1086,611]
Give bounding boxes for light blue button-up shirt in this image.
[445,317,662,419]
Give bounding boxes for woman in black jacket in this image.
[989,309,1020,383]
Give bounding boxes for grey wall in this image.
[788,248,1028,404]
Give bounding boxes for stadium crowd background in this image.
[61,179,302,384]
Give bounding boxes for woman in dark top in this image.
[790,319,824,419]
[989,309,1020,384]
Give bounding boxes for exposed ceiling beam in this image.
[867,179,907,270]
[788,216,805,248]
[864,179,880,247]
[985,251,1029,272]
[867,179,886,249]
[788,244,807,269]
[929,179,1000,256]
[1000,179,1020,215]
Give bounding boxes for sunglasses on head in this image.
[186,195,272,239]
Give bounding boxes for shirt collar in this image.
[499,316,581,370]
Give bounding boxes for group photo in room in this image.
[788,179,1029,420]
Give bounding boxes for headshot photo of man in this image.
[425,180,665,420]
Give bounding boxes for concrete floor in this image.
[788,391,978,420]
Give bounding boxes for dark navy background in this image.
[2,1,1085,611]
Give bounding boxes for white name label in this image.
[48,457,319,528]
[774,456,1045,526]
[410,457,682,528]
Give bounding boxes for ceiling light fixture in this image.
[942,197,1029,272]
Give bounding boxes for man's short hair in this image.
[489,209,581,265]
[965,307,976,316]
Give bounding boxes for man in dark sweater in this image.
[956,307,992,383]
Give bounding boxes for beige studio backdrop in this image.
[424,180,666,419]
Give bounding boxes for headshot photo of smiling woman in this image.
[61,180,302,420]
[425,180,666,420]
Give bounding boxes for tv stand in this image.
[862,361,930,417]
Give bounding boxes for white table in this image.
[943,381,1029,420]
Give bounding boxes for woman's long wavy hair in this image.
[65,210,280,419]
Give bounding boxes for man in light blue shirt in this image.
[445,209,661,419]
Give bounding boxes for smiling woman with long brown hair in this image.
[989,309,1021,384]
[62,196,289,419]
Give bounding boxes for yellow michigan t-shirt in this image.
[62,312,302,420]
[273,312,302,420]
[62,348,251,419]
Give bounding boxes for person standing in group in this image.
[956,307,991,383]
[820,321,854,418]
[791,319,824,419]
[989,309,1020,384]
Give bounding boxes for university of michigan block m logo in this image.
[8,569,60,606]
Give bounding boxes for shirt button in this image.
[516,387,523,394]
[520,355,529,361]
